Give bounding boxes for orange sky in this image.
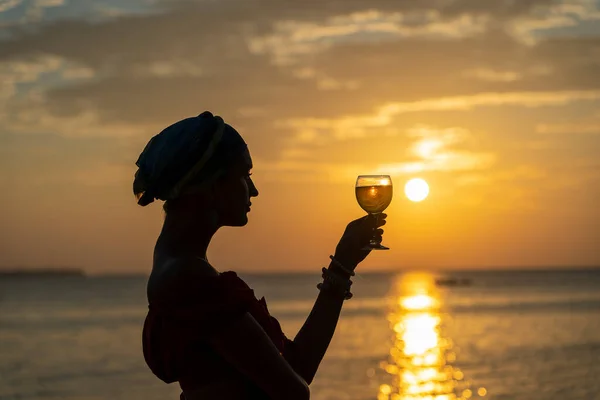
[1,0,599,274]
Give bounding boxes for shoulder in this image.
[148,256,219,301]
[160,255,218,277]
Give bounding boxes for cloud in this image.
[376,125,495,175]
[248,9,489,65]
[71,161,134,186]
[0,0,23,13]
[454,156,600,209]
[130,60,205,78]
[507,0,600,44]
[0,54,61,101]
[0,55,145,138]
[262,123,495,183]
[462,68,522,82]
[407,125,469,157]
[3,160,134,187]
[456,165,547,187]
[277,112,396,144]
[383,89,600,113]
[278,89,600,145]
[262,88,599,181]
[375,152,495,175]
[26,0,65,21]
[253,156,364,183]
[0,0,598,161]
[536,123,600,134]
[0,131,135,189]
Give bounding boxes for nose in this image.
[249,178,259,198]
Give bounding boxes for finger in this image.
[353,215,371,225]
[373,228,384,235]
[361,229,374,242]
[359,215,375,230]
[374,213,387,220]
[366,213,378,223]
[375,219,387,228]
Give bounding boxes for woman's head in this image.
[133,111,258,227]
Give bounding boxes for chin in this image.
[225,214,249,227]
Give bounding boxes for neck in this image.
[155,209,220,261]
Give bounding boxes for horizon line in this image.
[3,265,599,277]
[96,265,600,277]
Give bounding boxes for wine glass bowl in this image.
[356,175,392,250]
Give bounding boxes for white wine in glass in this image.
[355,175,392,250]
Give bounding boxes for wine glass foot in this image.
[362,243,389,251]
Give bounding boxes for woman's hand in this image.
[333,213,387,270]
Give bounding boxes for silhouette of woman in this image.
[133,111,386,400]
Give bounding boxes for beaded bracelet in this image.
[329,255,355,276]
[316,266,353,300]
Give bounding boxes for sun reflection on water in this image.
[378,273,485,400]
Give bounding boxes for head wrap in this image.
[133,111,247,206]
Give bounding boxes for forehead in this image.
[231,147,252,170]
[241,147,252,169]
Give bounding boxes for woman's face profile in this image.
[214,147,259,227]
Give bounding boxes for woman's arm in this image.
[285,214,387,384]
[206,313,310,400]
[284,259,349,384]
[151,259,309,400]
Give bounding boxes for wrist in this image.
[317,267,353,300]
[328,261,351,280]
[332,253,357,272]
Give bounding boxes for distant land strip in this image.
[0,267,85,277]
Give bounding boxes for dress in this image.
[142,271,295,398]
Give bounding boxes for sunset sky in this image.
[1,0,599,274]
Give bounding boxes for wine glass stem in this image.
[370,212,380,246]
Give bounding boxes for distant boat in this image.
[435,278,472,287]
[0,268,85,278]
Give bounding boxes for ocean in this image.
[1,269,599,400]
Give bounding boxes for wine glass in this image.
[355,175,393,250]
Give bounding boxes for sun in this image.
[404,178,429,202]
